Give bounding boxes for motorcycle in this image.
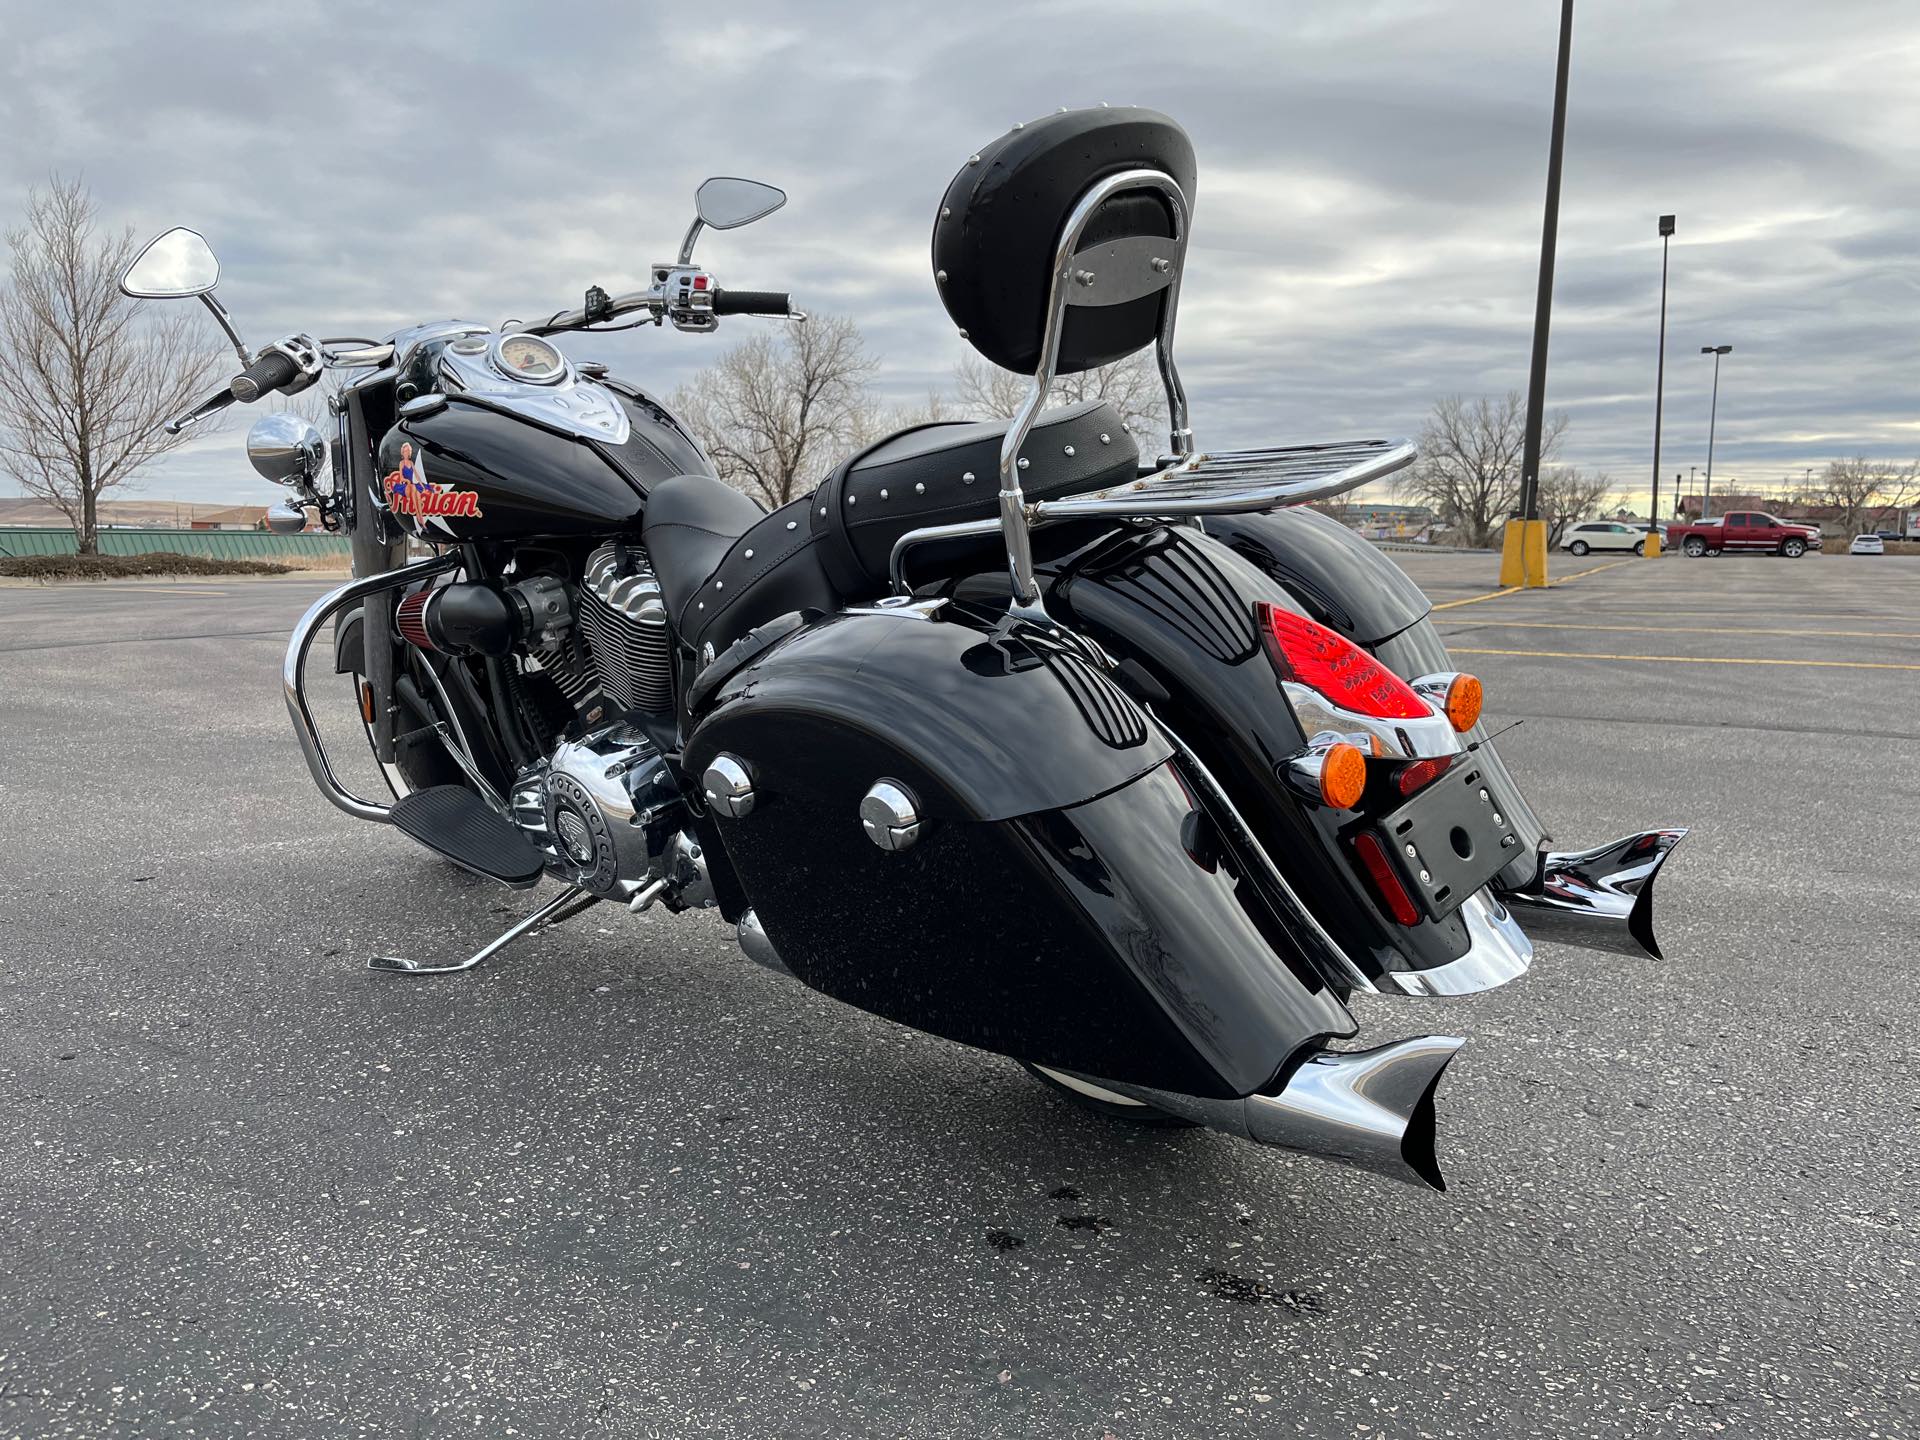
[122,107,1684,1192]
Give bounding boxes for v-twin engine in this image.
[576,541,671,713]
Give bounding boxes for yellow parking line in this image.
[1550,558,1640,584]
[1437,619,1920,640]
[1450,645,1920,672]
[1431,586,1522,611]
[1428,557,1639,611]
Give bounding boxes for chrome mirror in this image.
[695,177,786,230]
[680,178,788,264]
[120,227,220,298]
[247,412,326,488]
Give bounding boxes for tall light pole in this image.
[1505,0,1575,588]
[1647,215,1675,555]
[1700,344,1732,520]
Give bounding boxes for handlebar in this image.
[711,288,791,317]
[230,347,301,402]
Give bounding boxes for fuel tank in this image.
[378,383,713,543]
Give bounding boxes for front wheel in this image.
[1684,537,1707,558]
[1569,540,1590,556]
[1782,538,1806,558]
[1020,1063,1198,1128]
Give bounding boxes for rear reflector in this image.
[1395,754,1455,796]
[1256,603,1427,720]
[1353,831,1422,926]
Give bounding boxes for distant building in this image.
[188,505,270,530]
[1319,501,1435,540]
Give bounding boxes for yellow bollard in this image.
[1498,518,1550,587]
[1644,528,1662,558]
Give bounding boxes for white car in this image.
[1850,533,1884,555]
[1560,521,1646,556]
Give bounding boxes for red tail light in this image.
[1353,831,1422,926]
[1255,603,1427,720]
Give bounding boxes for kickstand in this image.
[369,884,600,975]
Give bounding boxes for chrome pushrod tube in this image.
[282,553,461,822]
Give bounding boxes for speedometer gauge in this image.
[493,334,566,384]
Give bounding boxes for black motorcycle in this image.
[122,108,1683,1191]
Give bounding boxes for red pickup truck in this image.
[1668,510,1823,558]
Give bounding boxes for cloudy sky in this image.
[2,0,1915,509]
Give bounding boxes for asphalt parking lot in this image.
[2,552,1916,1439]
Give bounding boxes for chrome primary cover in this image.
[519,726,675,897]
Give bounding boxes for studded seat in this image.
[643,399,1139,656]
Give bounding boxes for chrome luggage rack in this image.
[890,437,1414,593]
[1036,437,1414,520]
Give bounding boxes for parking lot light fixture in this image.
[1700,345,1732,520]
[1648,215,1675,556]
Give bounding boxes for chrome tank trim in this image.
[283,555,461,822]
[435,336,632,444]
[1497,828,1687,960]
[1089,1034,1465,1191]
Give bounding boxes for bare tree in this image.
[1395,391,1568,549]
[1819,455,1919,538]
[670,314,879,508]
[0,175,227,552]
[1538,465,1616,547]
[953,351,1168,441]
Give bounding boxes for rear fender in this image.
[1200,507,1551,890]
[1050,526,1521,992]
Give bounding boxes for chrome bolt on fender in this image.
[702,755,756,818]
[860,780,922,851]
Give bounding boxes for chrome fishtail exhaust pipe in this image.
[1091,1034,1465,1191]
[1497,828,1687,960]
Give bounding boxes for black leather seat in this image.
[643,399,1139,656]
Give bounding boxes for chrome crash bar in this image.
[283,554,460,822]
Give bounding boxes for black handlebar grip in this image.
[711,289,791,317]
[230,348,301,402]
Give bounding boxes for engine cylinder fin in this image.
[580,540,672,713]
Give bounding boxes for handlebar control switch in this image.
[583,285,613,325]
[654,265,718,333]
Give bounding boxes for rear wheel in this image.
[1632,540,1645,555]
[1569,539,1590,556]
[1020,1063,1198,1128]
[1684,537,1707,557]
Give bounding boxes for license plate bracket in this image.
[1376,760,1520,920]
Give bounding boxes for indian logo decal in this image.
[383,443,483,519]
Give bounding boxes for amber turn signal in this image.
[358,679,377,726]
[1318,742,1368,810]
[1443,674,1483,733]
